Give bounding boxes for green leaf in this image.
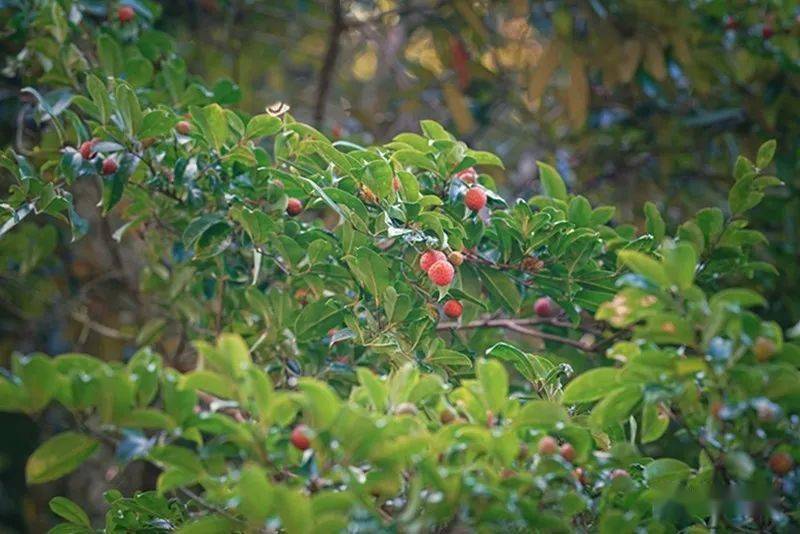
[392,149,437,172]
[477,359,508,413]
[756,139,776,169]
[617,250,669,287]
[114,83,142,135]
[237,464,273,522]
[294,300,343,342]
[427,348,472,368]
[589,385,642,429]
[485,343,554,385]
[516,400,568,428]
[663,242,697,290]
[245,114,281,139]
[644,458,692,490]
[562,367,620,403]
[641,402,669,444]
[568,195,592,226]
[180,370,235,399]
[347,247,390,299]
[86,75,111,124]
[420,119,453,140]
[275,488,313,534]
[97,34,123,76]
[644,202,665,243]
[49,497,91,527]
[364,159,393,199]
[26,432,99,484]
[466,149,504,168]
[298,378,341,430]
[202,103,229,150]
[480,267,521,313]
[139,110,174,138]
[536,161,567,201]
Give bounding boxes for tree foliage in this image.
[0,1,798,532]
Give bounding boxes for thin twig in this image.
[313,0,344,126]
[437,316,595,351]
[70,310,133,340]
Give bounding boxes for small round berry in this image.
[537,435,558,455]
[394,402,419,416]
[427,260,455,286]
[572,467,587,484]
[534,296,557,318]
[118,5,135,23]
[176,120,191,135]
[610,468,630,480]
[286,198,303,216]
[560,442,576,462]
[464,187,487,212]
[440,408,456,425]
[419,250,447,272]
[723,15,738,31]
[454,167,478,184]
[762,24,774,39]
[442,299,463,319]
[754,337,776,362]
[448,251,464,266]
[101,158,118,175]
[79,140,96,160]
[769,452,794,475]
[290,425,311,450]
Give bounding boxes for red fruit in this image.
[427,260,455,286]
[610,468,630,480]
[538,436,558,455]
[762,24,774,39]
[723,16,738,31]
[560,443,576,462]
[79,140,96,160]
[534,297,556,318]
[101,158,118,175]
[454,167,478,184]
[176,120,191,135]
[443,299,463,319]
[419,250,447,272]
[769,452,794,475]
[290,425,311,450]
[464,187,487,212]
[286,198,303,216]
[118,5,135,23]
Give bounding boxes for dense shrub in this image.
[0,2,797,532]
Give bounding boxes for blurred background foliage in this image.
[0,0,798,530]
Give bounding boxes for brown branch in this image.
[70,310,134,340]
[313,0,344,126]
[437,316,596,351]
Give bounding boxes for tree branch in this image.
[437,316,597,351]
[313,0,344,126]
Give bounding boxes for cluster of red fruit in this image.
[419,249,463,318]
[79,139,118,175]
[723,15,777,39]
